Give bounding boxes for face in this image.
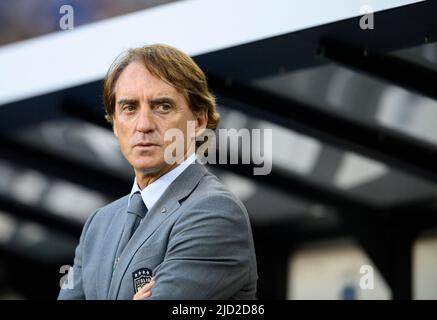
[113,61,207,176]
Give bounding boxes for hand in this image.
[133,278,156,300]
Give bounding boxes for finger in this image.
[134,280,155,299]
[134,290,152,300]
[138,279,155,294]
[134,285,154,300]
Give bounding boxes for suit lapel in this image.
[107,162,207,299]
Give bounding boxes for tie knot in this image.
[128,192,147,219]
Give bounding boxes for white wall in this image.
[287,240,391,299]
[413,235,437,299]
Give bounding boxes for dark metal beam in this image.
[320,40,437,101]
[347,211,416,300]
[208,74,437,186]
[252,225,291,299]
[386,198,437,231]
[0,193,82,237]
[213,161,381,216]
[195,0,437,80]
[0,134,130,198]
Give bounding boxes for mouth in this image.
[133,143,160,148]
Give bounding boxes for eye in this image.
[122,104,136,113]
[156,103,172,113]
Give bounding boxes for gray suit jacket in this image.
[58,162,258,299]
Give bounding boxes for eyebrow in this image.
[148,97,177,105]
[116,97,177,106]
[117,98,138,106]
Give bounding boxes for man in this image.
[58,44,258,300]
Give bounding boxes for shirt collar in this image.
[128,153,196,210]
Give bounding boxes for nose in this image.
[135,104,156,133]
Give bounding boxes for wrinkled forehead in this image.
[114,61,181,101]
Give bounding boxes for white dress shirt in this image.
[128,153,196,211]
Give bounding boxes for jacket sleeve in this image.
[149,193,255,299]
[57,208,99,300]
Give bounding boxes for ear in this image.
[195,110,208,134]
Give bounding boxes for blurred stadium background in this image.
[0,0,437,299]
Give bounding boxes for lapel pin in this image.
[161,207,167,213]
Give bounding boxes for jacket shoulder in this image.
[84,194,129,227]
[190,171,247,212]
